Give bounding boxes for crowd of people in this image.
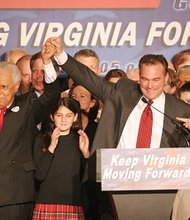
[0,37,190,220]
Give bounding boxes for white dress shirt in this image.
[117,93,165,149]
[43,61,57,83]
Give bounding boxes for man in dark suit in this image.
[44,37,190,220]
[0,45,60,219]
[47,37,190,151]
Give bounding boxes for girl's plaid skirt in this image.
[32,203,85,220]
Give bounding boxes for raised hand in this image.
[176,117,190,130]
[41,39,56,64]
[78,130,90,158]
[48,37,63,56]
[48,127,61,153]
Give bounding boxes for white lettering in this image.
[20,22,39,46]
[102,168,142,181]
[111,154,138,168]
[44,22,64,44]
[0,22,9,46]
[181,22,190,45]
[64,22,82,46]
[146,22,166,46]
[118,22,136,46]
[163,22,182,46]
[144,154,186,168]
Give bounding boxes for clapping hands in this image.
[78,130,90,158]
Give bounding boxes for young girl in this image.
[32,97,90,220]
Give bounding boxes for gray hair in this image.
[0,62,21,84]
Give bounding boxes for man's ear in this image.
[165,72,169,85]
[14,82,20,93]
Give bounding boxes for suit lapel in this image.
[0,99,22,151]
[119,86,142,138]
[160,94,176,148]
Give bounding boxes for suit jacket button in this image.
[12,160,16,164]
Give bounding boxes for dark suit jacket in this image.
[0,80,60,206]
[61,55,190,153]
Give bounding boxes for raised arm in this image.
[44,37,116,103]
[33,40,61,124]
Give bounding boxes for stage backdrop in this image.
[0,0,189,75]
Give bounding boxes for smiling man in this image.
[48,36,190,150]
[41,36,190,220]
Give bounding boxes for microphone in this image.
[141,97,190,147]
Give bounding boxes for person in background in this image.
[59,48,102,99]
[176,82,190,104]
[69,83,110,220]
[163,68,178,95]
[104,68,127,83]
[30,52,66,97]
[69,83,99,218]
[172,49,190,71]
[32,97,89,220]
[176,65,190,89]
[16,54,32,95]
[30,52,46,96]
[69,83,98,142]
[167,59,176,72]
[74,49,103,123]
[126,67,140,83]
[74,49,101,76]
[5,48,28,64]
[73,49,114,219]
[0,42,60,219]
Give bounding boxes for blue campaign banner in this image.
[0,0,189,75]
[100,148,190,191]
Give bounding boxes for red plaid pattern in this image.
[32,204,85,220]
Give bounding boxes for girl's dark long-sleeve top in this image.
[33,133,83,206]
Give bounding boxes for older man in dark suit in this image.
[0,45,60,219]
